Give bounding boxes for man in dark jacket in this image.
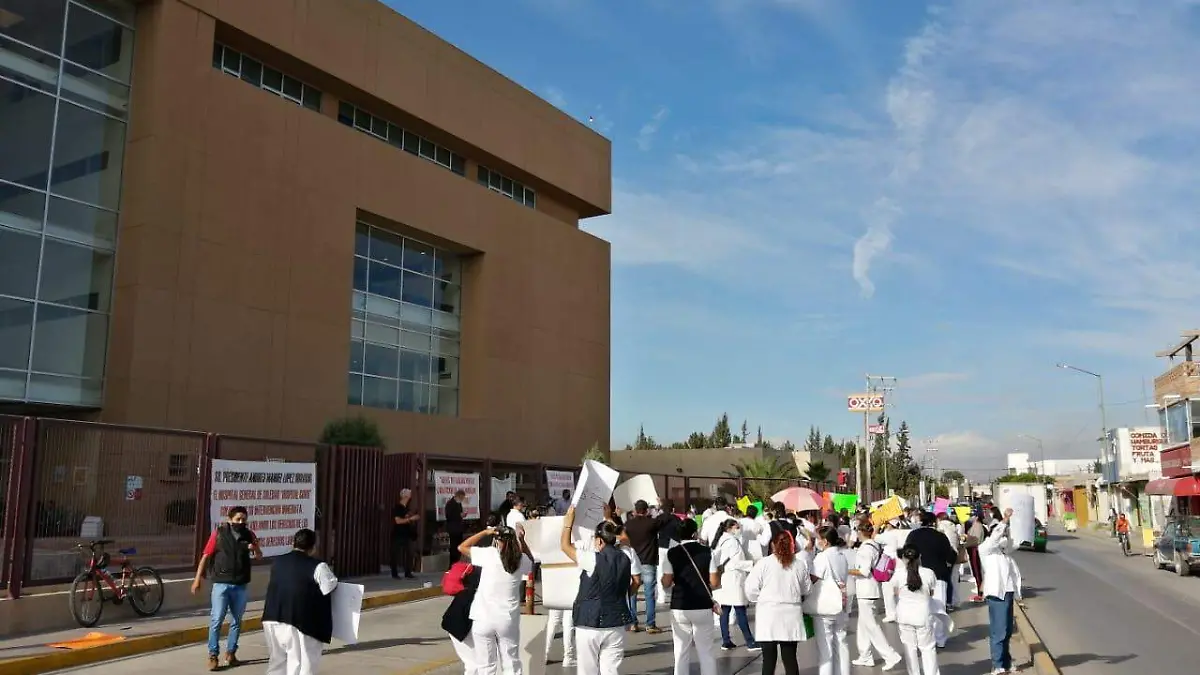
[445,490,467,565]
[263,528,339,675]
[192,505,261,671]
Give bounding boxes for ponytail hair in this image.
[494,526,523,574]
[594,521,620,548]
[771,530,796,569]
[816,525,844,549]
[899,545,922,592]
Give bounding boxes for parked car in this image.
[1151,517,1200,576]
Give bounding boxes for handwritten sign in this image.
[571,460,619,542]
[523,515,573,565]
[433,471,480,521]
[547,470,575,499]
[210,459,317,557]
[870,496,904,528]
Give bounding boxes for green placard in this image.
[832,493,859,513]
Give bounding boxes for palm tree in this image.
[804,460,832,483]
[727,455,801,504]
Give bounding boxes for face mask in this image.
[731,529,741,537]
[232,523,247,533]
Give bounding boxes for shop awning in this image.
[1146,478,1178,495]
[1174,477,1200,497]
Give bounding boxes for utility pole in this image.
[864,374,897,500]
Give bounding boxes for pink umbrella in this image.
[771,486,823,513]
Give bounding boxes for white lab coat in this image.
[711,535,753,607]
[890,566,941,675]
[744,554,812,642]
[264,561,339,675]
[979,523,1022,600]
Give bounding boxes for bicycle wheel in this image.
[128,566,165,617]
[69,571,105,627]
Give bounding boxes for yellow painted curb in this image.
[1013,602,1062,675]
[0,586,443,675]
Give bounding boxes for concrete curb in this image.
[1013,601,1061,675]
[0,586,443,675]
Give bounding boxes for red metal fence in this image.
[1,415,880,600]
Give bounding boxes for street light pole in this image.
[1057,363,1115,515]
[1018,433,1045,475]
[865,374,897,501]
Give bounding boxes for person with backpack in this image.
[848,521,902,669]
[191,505,262,671]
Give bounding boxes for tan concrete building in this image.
[0,0,612,465]
[610,446,840,481]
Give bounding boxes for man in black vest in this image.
[445,490,466,566]
[263,528,339,674]
[192,505,261,671]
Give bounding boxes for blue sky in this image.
[390,0,1200,477]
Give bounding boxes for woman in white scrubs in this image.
[745,529,812,675]
[849,521,901,669]
[458,525,534,675]
[890,546,941,675]
[810,526,851,675]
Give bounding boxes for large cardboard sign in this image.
[210,459,317,557]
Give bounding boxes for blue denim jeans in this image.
[209,583,249,656]
[628,564,657,627]
[720,605,756,647]
[986,592,1014,671]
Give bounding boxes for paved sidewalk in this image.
[51,579,1030,675]
[0,573,441,673]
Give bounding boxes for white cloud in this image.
[636,106,670,151]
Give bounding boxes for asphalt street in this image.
[1016,525,1200,673]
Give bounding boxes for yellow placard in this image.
[870,496,903,528]
[953,506,972,523]
[737,496,752,514]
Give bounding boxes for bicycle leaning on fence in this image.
[69,539,165,627]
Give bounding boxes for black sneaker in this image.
[721,643,737,651]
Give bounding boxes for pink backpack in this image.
[869,543,896,582]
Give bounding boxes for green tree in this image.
[633,425,659,450]
[319,416,385,447]
[727,455,800,503]
[686,431,708,449]
[709,413,732,448]
[805,460,832,483]
[804,426,823,454]
[942,470,966,483]
[739,419,749,445]
[779,440,796,452]
[582,442,608,464]
[822,434,838,456]
[756,425,764,448]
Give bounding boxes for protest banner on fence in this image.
[547,470,575,500]
[210,459,317,557]
[433,471,481,520]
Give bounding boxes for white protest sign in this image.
[491,475,516,510]
[331,582,365,644]
[522,515,572,565]
[546,470,575,499]
[1008,493,1036,547]
[210,459,317,557]
[541,564,581,610]
[613,474,660,513]
[433,471,480,521]
[570,460,619,542]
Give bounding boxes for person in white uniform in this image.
[699,498,732,546]
[262,529,338,675]
[739,505,765,559]
[709,520,758,651]
[745,528,812,675]
[848,521,902,669]
[458,525,534,675]
[890,546,941,675]
[810,526,851,675]
[877,521,907,622]
[662,519,719,675]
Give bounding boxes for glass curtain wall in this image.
[0,0,134,406]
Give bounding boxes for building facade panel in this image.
[88,0,611,464]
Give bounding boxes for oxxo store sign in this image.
[1161,445,1193,478]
